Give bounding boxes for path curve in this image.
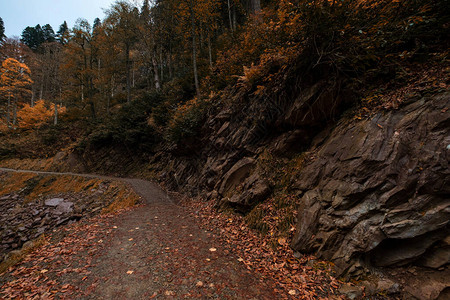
[0,167,172,204]
[0,168,278,299]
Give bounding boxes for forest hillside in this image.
[1,0,449,299]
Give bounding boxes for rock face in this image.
[152,83,448,279]
[290,93,449,294]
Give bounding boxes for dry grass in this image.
[0,171,140,212]
[102,184,140,213]
[0,172,38,197]
[0,235,46,275]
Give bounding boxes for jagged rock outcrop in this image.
[153,92,449,298]
[290,93,449,298]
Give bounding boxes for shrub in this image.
[165,97,209,144]
[18,100,66,130]
[213,0,449,95]
[82,93,163,152]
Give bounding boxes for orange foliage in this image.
[17,100,66,129]
[0,58,33,100]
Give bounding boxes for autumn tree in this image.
[104,1,139,103]
[61,18,97,119]
[0,37,33,62]
[0,58,33,127]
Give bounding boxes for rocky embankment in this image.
[291,93,450,299]
[147,90,449,298]
[0,171,139,267]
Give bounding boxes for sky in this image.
[0,0,119,38]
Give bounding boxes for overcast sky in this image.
[0,0,119,38]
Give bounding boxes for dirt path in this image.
[0,168,278,299]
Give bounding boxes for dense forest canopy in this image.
[0,0,448,137]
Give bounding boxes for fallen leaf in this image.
[127,270,134,275]
[196,281,204,287]
[165,290,175,296]
[278,238,287,246]
[209,248,217,252]
[128,238,133,241]
[289,290,297,295]
[40,269,48,274]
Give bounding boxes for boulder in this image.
[226,173,271,210]
[338,284,364,300]
[45,198,65,207]
[291,92,450,275]
[218,158,255,197]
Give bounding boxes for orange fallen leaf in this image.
[127,270,134,275]
[209,248,217,252]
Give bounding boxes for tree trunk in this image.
[249,0,261,15]
[39,80,44,99]
[189,1,200,97]
[125,43,131,103]
[168,51,173,79]
[160,48,164,84]
[152,53,161,91]
[6,94,11,127]
[232,5,237,31]
[54,102,58,125]
[12,100,17,127]
[208,33,213,68]
[132,61,135,88]
[90,100,96,120]
[227,0,234,32]
[31,87,35,107]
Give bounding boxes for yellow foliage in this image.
[17,100,66,129]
